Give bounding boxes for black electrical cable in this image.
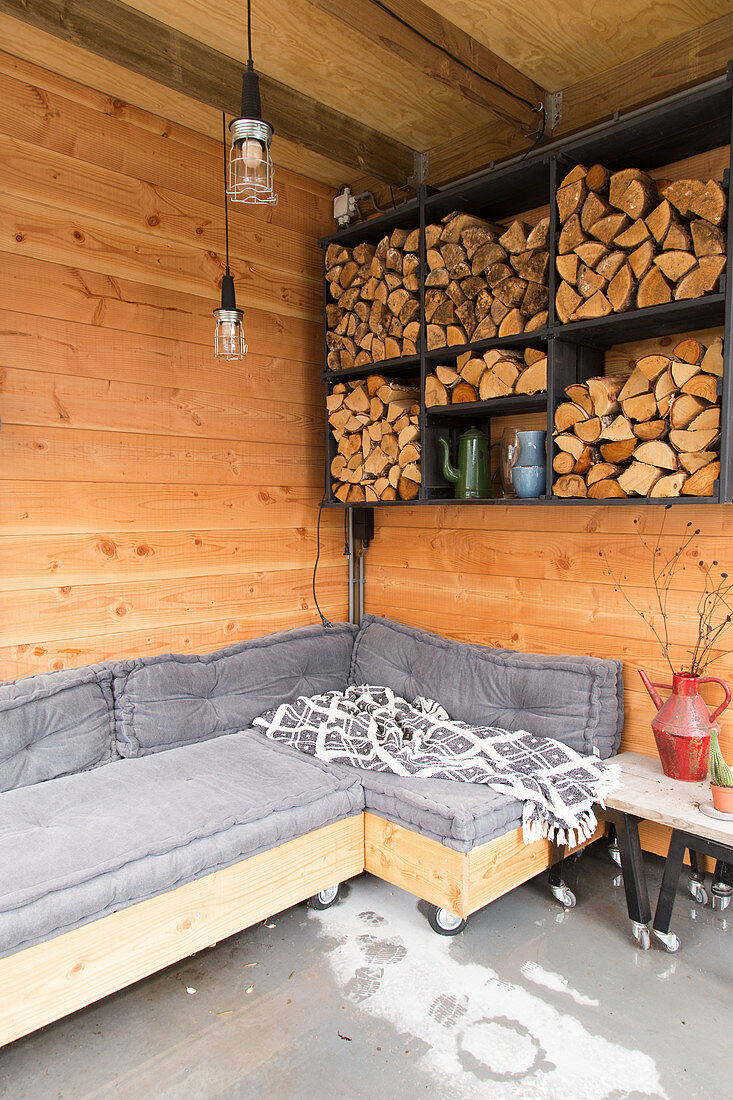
[246,0,253,63]
[312,496,333,628]
[221,112,230,272]
[519,103,548,161]
[389,184,397,210]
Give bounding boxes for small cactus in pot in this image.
[710,728,733,814]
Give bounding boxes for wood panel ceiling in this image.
[1,0,731,194]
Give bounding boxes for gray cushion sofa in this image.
[0,615,622,1045]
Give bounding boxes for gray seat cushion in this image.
[357,768,523,852]
[114,622,357,757]
[0,665,116,793]
[351,616,623,759]
[0,732,363,958]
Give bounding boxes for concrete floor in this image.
[0,842,730,1100]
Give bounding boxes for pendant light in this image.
[228,0,277,205]
[214,112,247,360]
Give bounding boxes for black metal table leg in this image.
[602,809,652,948]
[687,848,709,905]
[652,829,687,952]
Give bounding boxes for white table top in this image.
[606,752,733,849]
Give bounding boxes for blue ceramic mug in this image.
[512,464,545,498]
[516,430,547,467]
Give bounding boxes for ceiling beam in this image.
[0,0,416,185]
[426,15,733,187]
[303,0,543,133]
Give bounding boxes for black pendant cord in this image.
[247,0,253,65]
[222,111,231,275]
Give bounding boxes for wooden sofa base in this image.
[364,812,605,919]
[0,815,364,1049]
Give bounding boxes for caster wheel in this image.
[688,880,709,906]
[712,887,731,911]
[631,922,651,950]
[307,884,341,910]
[653,929,681,953]
[426,905,467,936]
[550,884,576,909]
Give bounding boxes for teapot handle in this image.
[699,676,732,724]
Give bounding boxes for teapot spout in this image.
[439,437,459,484]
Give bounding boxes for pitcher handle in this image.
[699,677,732,724]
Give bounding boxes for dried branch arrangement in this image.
[553,336,722,498]
[556,164,727,323]
[601,510,733,676]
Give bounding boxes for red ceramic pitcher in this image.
[639,670,731,781]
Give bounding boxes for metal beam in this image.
[0,0,416,185]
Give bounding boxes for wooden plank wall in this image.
[0,49,347,680]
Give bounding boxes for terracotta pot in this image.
[711,784,733,814]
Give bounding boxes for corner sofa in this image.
[0,615,622,1046]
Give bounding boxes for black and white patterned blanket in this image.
[252,684,618,846]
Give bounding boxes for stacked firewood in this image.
[556,165,727,323]
[553,336,723,498]
[425,347,547,406]
[424,212,550,349]
[328,376,421,503]
[324,231,420,369]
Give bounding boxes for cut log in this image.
[588,375,624,416]
[680,450,719,474]
[574,290,612,320]
[452,381,478,403]
[670,358,701,388]
[589,212,631,246]
[574,416,608,444]
[663,179,727,225]
[637,354,672,382]
[460,357,488,387]
[681,460,720,496]
[472,314,500,341]
[700,336,724,376]
[558,215,587,254]
[633,440,678,469]
[681,373,718,403]
[646,201,674,244]
[636,267,672,309]
[588,478,627,498]
[616,174,658,220]
[596,251,628,282]
[663,220,693,252]
[525,311,549,332]
[622,392,657,422]
[526,219,550,249]
[609,168,654,210]
[654,251,697,282]
[435,364,460,387]
[554,402,589,432]
[600,415,635,441]
[577,264,607,300]
[670,393,709,430]
[557,180,588,224]
[441,212,504,244]
[565,384,594,415]
[649,472,687,497]
[600,438,636,463]
[499,220,533,254]
[585,164,610,193]
[425,375,449,407]
[615,220,651,250]
[555,433,587,460]
[397,475,420,501]
[688,406,720,431]
[629,239,659,281]
[691,219,726,257]
[427,325,447,350]
[668,427,720,452]
[607,264,636,312]
[587,462,622,486]
[618,462,662,496]
[580,192,612,233]
[619,368,652,402]
[675,256,726,300]
[515,358,547,395]
[553,474,587,498]
[633,419,668,441]
[553,451,576,475]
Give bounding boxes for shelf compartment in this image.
[425,393,547,419]
[550,293,726,346]
[322,354,420,383]
[425,329,549,361]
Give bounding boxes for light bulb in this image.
[214,309,246,360]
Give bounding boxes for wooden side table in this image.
[604,751,733,952]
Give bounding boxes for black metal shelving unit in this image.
[318,67,733,507]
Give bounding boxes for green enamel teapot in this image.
[438,427,490,499]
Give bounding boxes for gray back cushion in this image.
[0,666,116,792]
[114,622,358,757]
[350,616,623,758]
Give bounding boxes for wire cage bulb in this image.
[228,118,277,205]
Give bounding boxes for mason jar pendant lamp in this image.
[228,0,277,205]
[214,112,247,360]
